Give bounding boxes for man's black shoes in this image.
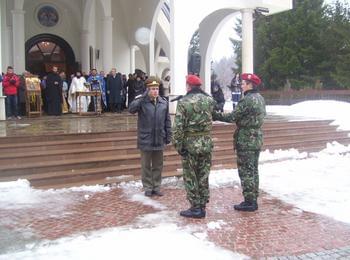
[233,201,258,212]
[144,190,153,197]
[180,207,206,218]
[152,190,164,196]
[144,190,164,197]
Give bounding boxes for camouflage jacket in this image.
[172,88,215,155]
[213,89,266,151]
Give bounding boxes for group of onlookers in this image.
[0,66,171,119]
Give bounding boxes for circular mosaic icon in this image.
[37,5,59,27]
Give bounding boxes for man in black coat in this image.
[211,81,225,112]
[107,68,123,113]
[46,66,63,116]
[129,76,172,197]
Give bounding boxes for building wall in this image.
[1,0,12,72]
[111,0,131,74]
[23,0,82,62]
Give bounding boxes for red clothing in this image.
[3,73,20,95]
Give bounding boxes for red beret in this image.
[241,73,261,86]
[186,75,202,86]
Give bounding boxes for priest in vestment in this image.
[68,71,90,113]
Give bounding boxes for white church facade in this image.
[0,0,292,109]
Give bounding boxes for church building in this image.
[0,0,292,110]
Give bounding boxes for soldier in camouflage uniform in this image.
[173,75,215,218]
[213,73,266,211]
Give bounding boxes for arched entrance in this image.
[25,34,77,77]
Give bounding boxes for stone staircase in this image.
[0,119,349,189]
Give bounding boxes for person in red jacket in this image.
[3,66,21,119]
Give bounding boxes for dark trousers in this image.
[18,102,26,116]
[140,150,164,192]
[110,103,122,113]
[5,95,18,117]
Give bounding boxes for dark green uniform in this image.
[213,89,266,203]
[173,88,215,209]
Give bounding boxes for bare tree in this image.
[212,55,237,100]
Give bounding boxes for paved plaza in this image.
[1,178,350,259]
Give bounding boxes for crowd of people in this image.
[0,66,171,119]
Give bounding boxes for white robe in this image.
[68,77,90,113]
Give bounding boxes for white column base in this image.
[168,94,181,114]
[0,96,6,121]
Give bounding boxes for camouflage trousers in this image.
[236,149,260,202]
[182,152,212,208]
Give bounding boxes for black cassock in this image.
[46,72,63,115]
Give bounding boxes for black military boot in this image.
[233,201,258,212]
[180,207,206,218]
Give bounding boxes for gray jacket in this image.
[129,94,172,151]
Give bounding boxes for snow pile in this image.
[210,142,350,224]
[260,148,308,162]
[207,220,227,230]
[1,214,247,260]
[0,179,110,210]
[267,100,350,131]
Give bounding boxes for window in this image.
[28,42,66,62]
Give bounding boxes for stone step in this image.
[0,119,334,145]
[1,118,349,189]
[3,133,350,173]
[0,130,348,167]
[0,125,345,154]
[1,134,349,182]
[0,126,346,160]
[30,140,342,190]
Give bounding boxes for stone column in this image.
[241,9,254,73]
[149,31,155,76]
[102,16,113,72]
[130,45,137,74]
[169,0,187,114]
[81,29,90,73]
[0,1,5,121]
[11,8,25,74]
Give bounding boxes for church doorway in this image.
[25,34,77,78]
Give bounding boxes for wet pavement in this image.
[0,111,304,138]
[1,179,350,259]
[0,112,138,137]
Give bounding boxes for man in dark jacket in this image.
[129,76,172,197]
[213,73,266,212]
[211,81,225,112]
[107,68,123,113]
[46,66,63,116]
[18,71,30,116]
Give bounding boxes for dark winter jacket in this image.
[18,76,27,103]
[133,80,145,97]
[129,94,172,151]
[107,74,123,104]
[3,73,20,95]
